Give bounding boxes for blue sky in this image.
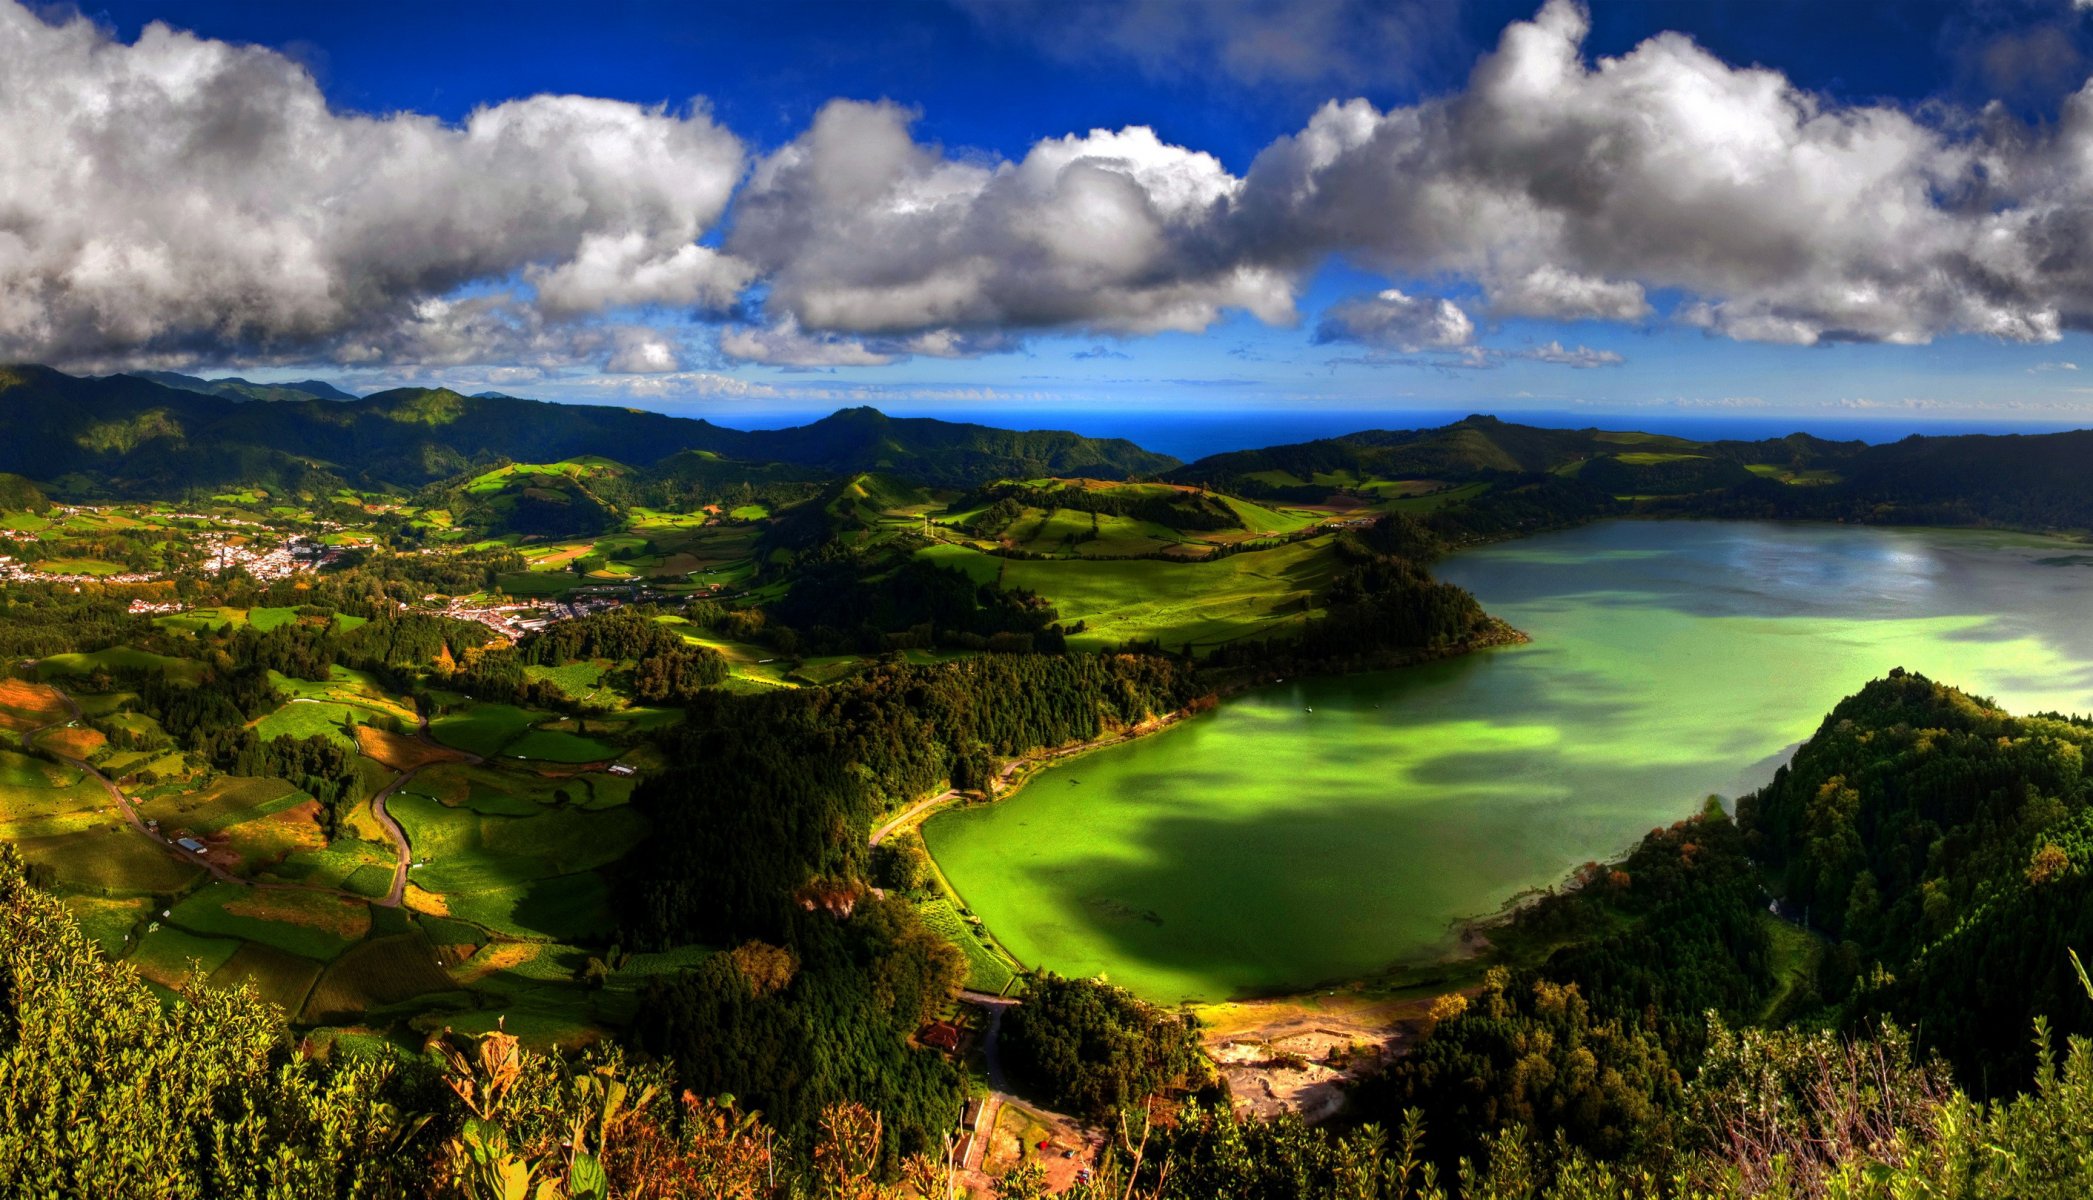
[22,0,2093,431]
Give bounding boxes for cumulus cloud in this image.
[726,100,1296,345]
[1521,340,1624,368]
[1314,289,1474,351]
[717,319,898,368]
[604,330,684,374]
[22,0,2093,378]
[1237,0,2093,346]
[951,0,1459,90]
[0,4,747,368]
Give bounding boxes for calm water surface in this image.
[924,521,2093,1002]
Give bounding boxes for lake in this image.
[922,520,2093,1003]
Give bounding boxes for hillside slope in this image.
[0,366,1174,496]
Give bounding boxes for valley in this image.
[7,363,2093,1194]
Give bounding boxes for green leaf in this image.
[569,1152,609,1200]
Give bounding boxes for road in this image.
[870,788,959,846]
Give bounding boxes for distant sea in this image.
[696,405,2093,463]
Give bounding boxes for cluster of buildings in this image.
[0,555,161,586]
[194,533,346,580]
[437,592,630,639]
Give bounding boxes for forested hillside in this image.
[0,366,1174,496]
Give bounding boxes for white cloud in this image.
[1314,289,1474,351]
[1238,0,2093,346]
[717,319,897,368]
[604,331,684,374]
[0,4,747,368]
[727,101,1295,343]
[19,0,2093,378]
[2030,360,2081,372]
[1521,340,1624,368]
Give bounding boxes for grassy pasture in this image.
[302,932,464,1024]
[918,536,1341,652]
[1380,481,1491,512]
[504,728,616,763]
[139,776,306,836]
[210,942,326,1017]
[128,924,243,988]
[429,703,535,757]
[254,700,365,748]
[0,679,71,731]
[522,661,609,701]
[264,839,397,892]
[171,882,368,959]
[916,897,1017,994]
[390,792,644,939]
[35,646,204,684]
[16,825,203,894]
[63,894,151,956]
[33,558,127,576]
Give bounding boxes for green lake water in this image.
[923,520,2093,1003]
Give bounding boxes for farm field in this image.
[918,535,1342,652]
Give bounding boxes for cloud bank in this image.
[0,3,746,370]
[8,0,2093,378]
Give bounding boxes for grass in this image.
[0,679,71,730]
[917,897,1018,994]
[918,536,1341,653]
[389,792,644,940]
[503,728,617,763]
[210,942,326,1017]
[33,558,127,576]
[35,646,204,684]
[64,894,151,956]
[302,932,465,1024]
[128,924,243,988]
[170,882,369,959]
[254,700,365,748]
[497,572,577,597]
[1757,913,1823,1022]
[15,825,204,895]
[264,839,396,891]
[522,661,608,701]
[429,703,536,757]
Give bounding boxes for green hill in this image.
[0,366,1176,498]
[129,371,359,402]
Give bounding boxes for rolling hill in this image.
[0,366,1176,497]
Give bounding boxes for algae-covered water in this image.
[923,521,2093,1003]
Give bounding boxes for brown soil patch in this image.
[973,1104,1102,1198]
[38,726,106,759]
[355,725,462,772]
[404,883,449,917]
[1195,991,1430,1123]
[448,942,535,986]
[224,889,372,941]
[0,680,69,729]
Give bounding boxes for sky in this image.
[14,0,2093,433]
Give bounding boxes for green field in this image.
[35,646,205,683]
[389,792,645,939]
[918,536,1341,652]
[503,728,617,763]
[429,703,535,757]
[170,882,369,959]
[915,897,1017,994]
[254,700,366,747]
